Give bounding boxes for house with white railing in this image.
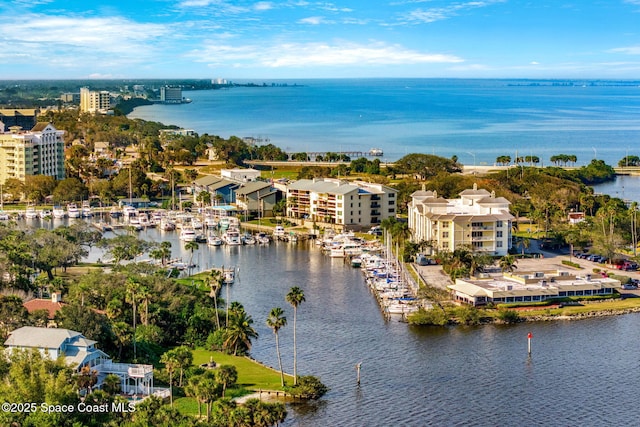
[4,326,169,399]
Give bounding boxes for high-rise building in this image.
[0,109,38,130]
[79,87,111,114]
[160,86,183,103]
[0,122,65,183]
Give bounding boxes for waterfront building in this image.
[407,184,514,256]
[0,109,38,130]
[193,175,241,204]
[4,326,164,397]
[160,86,183,103]
[80,87,112,114]
[286,178,397,230]
[235,181,282,217]
[0,122,65,184]
[449,270,622,306]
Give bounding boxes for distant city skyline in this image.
[2,0,640,80]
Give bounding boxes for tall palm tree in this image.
[224,307,258,356]
[286,287,305,385]
[125,277,141,361]
[184,240,199,275]
[266,307,287,387]
[160,349,180,406]
[209,269,223,329]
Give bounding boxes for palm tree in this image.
[125,277,141,361]
[215,365,238,398]
[499,255,517,273]
[209,269,223,329]
[286,287,305,385]
[184,240,199,275]
[266,307,287,387]
[160,349,180,406]
[111,321,132,360]
[224,306,258,355]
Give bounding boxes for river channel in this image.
[20,219,640,426]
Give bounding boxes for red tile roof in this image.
[23,299,66,319]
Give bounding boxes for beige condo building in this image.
[407,184,514,256]
[80,87,111,114]
[0,122,65,184]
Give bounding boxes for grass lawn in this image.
[174,348,294,416]
[517,298,640,318]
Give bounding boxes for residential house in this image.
[235,181,282,217]
[221,168,261,182]
[193,175,241,205]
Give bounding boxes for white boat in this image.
[109,206,122,218]
[222,228,242,245]
[67,203,81,218]
[273,225,285,238]
[160,217,176,231]
[242,233,256,245]
[192,218,204,230]
[39,208,52,219]
[385,300,419,315]
[0,210,10,221]
[81,201,93,218]
[179,228,197,242]
[369,148,383,156]
[52,206,66,219]
[256,232,270,244]
[25,206,38,219]
[207,233,223,246]
[223,268,235,284]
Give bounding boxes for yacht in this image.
[207,232,223,247]
[222,228,242,246]
[242,233,256,245]
[81,201,93,218]
[25,206,38,220]
[53,206,66,219]
[179,228,197,242]
[369,148,383,156]
[39,208,52,219]
[0,210,9,221]
[67,203,81,218]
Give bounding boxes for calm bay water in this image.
[129,79,640,166]
[22,219,640,426]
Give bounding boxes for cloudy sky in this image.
[2,0,640,79]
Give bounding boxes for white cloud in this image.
[254,2,274,11]
[530,61,539,65]
[608,46,640,55]
[401,0,506,24]
[189,40,464,68]
[299,16,325,25]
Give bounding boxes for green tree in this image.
[184,240,199,275]
[160,348,181,406]
[285,286,305,385]
[223,304,258,356]
[52,177,89,203]
[266,307,287,387]
[215,365,238,398]
[499,255,517,273]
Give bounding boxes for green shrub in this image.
[285,376,328,399]
[454,305,481,325]
[407,307,449,326]
[497,309,521,324]
[561,260,581,268]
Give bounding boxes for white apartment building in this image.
[0,122,65,183]
[286,178,397,229]
[80,87,111,114]
[160,86,182,103]
[408,184,514,256]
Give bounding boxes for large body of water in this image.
[129,79,640,166]
[22,219,640,426]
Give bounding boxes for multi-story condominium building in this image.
[79,87,111,114]
[407,184,514,256]
[160,86,183,103]
[0,122,65,183]
[0,109,38,130]
[286,178,397,229]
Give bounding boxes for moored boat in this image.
[67,203,81,218]
[179,228,197,242]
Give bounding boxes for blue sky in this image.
[2,0,640,79]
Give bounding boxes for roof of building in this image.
[4,326,83,350]
[234,181,272,195]
[23,299,66,319]
[194,175,223,186]
[32,122,50,132]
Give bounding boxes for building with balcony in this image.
[235,181,281,217]
[0,122,65,184]
[80,87,111,114]
[286,178,397,230]
[4,326,166,398]
[407,184,514,256]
